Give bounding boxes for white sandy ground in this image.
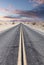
[0,21,20,33]
[0,21,44,34]
[23,22,44,35]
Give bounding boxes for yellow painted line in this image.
[17,27,22,65]
[21,27,27,65]
[17,25,27,65]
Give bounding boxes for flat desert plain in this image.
[0,21,19,32]
[25,22,44,33]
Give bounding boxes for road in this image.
[0,24,20,65]
[22,24,44,65]
[0,23,44,65]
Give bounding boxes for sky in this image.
[0,0,44,21]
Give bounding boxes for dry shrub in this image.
[12,22,15,24]
[42,25,44,27]
[32,22,36,25]
[0,23,2,25]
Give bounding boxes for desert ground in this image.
[0,21,20,32]
[24,21,44,33]
[0,21,44,33]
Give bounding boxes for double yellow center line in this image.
[17,26,27,65]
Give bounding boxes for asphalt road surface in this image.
[0,24,20,65]
[22,24,44,65]
[0,23,44,65]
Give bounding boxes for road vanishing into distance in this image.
[0,23,44,65]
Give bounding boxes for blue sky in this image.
[0,0,44,21]
[0,0,35,10]
[0,0,33,16]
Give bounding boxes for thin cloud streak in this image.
[29,0,44,7]
[0,10,40,18]
[0,8,9,12]
[0,7,43,19]
[12,10,38,17]
[29,0,44,4]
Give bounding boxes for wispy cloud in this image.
[12,10,25,14]
[0,4,14,12]
[0,9,40,18]
[29,0,44,7]
[0,8,9,12]
[29,0,44,4]
[0,15,21,21]
[11,10,37,17]
[34,0,44,4]
[0,6,44,19]
[8,4,15,11]
[3,16,15,18]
